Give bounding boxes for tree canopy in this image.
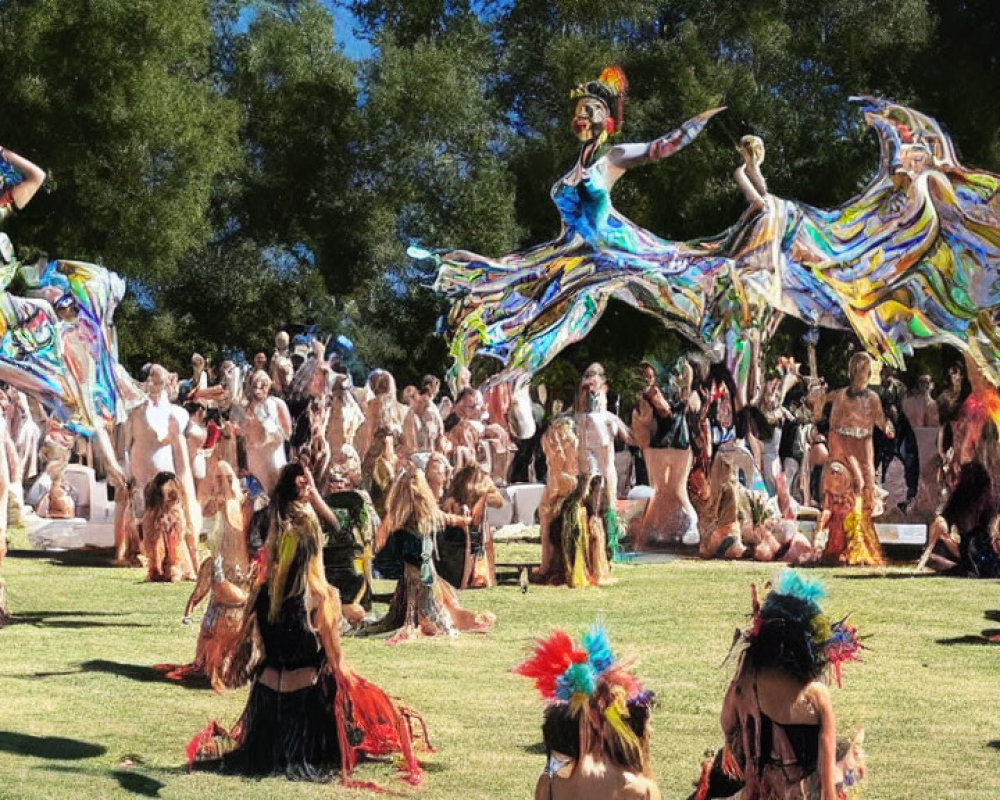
[0,0,996,392]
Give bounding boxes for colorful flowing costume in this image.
[433,97,1000,388]
[709,98,1000,383]
[0,258,143,437]
[155,509,257,690]
[188,587,427,786]
[426,111,729,386]
[359,527,495,644]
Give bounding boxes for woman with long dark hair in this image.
[187,462,428,786]
[690,571,866,800]
[917,419,1000,577]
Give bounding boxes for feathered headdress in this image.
[742,570,866,686]
[571,66,628,134]
[514,622,649,754]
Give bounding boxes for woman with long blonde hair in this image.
[157,462,255,691]
[361,464,495,643]
[188,462,428,786]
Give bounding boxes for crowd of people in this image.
[1,320,997,616]
[0,67,996,794]
[0,311,908,793]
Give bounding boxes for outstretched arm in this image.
[604,107,726,181]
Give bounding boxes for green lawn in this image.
[1,538,999,800]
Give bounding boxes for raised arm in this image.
[735,163,768,212]
[0,146,46,212]
[301,468,341,532]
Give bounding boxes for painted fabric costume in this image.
[711,98,1000,384]
[358,527,495,644]
[839,498,883,567]
[546,478,613,587]
[155,511,256,690]
[0,258,144,438]
[427,110,728,386]
[432,96,1000,394]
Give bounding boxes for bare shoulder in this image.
[533,772,546,800]
[620,773,663,800]
[802,680,833,714]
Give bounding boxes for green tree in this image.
[228,0,370,292]
[347,15,521,381]
[0,0,240,282]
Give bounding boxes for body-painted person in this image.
[421,67,727,389]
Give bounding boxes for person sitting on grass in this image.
[688,570,867,800]
[359,464,495,643]
[916,418,1000,577]
[515,622,661,800]
[187,462,428,787]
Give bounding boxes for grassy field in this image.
[1,535,999,800]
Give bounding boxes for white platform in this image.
[485,483,547,528]
[61,465,116,524]
[797,520,926,546]
[27,517,115,550]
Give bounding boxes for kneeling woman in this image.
[515,623,661,799]
[188,463,427,786]
[361,465,495,643]
[691,571,865,800]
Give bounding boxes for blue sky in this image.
[326,2,373,61]
[236,2,373,61]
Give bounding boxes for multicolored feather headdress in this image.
[571,67,628,134]
[744,570,866,687]
[514,623,649,752]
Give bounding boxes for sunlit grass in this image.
[1,539,999,799]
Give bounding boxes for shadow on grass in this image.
[0,731,106,760]
[988,740,1000,750]
[984,610,1000,623]
[523,741,546,755]
[39,764,173,797]
[32,660,210,690]
[834,572,943,580]
[11,614,150,629]
[6,548,122,568]
[112,769,166,797]
[935,634,1000,646]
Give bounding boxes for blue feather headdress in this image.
[744,570,866,684]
